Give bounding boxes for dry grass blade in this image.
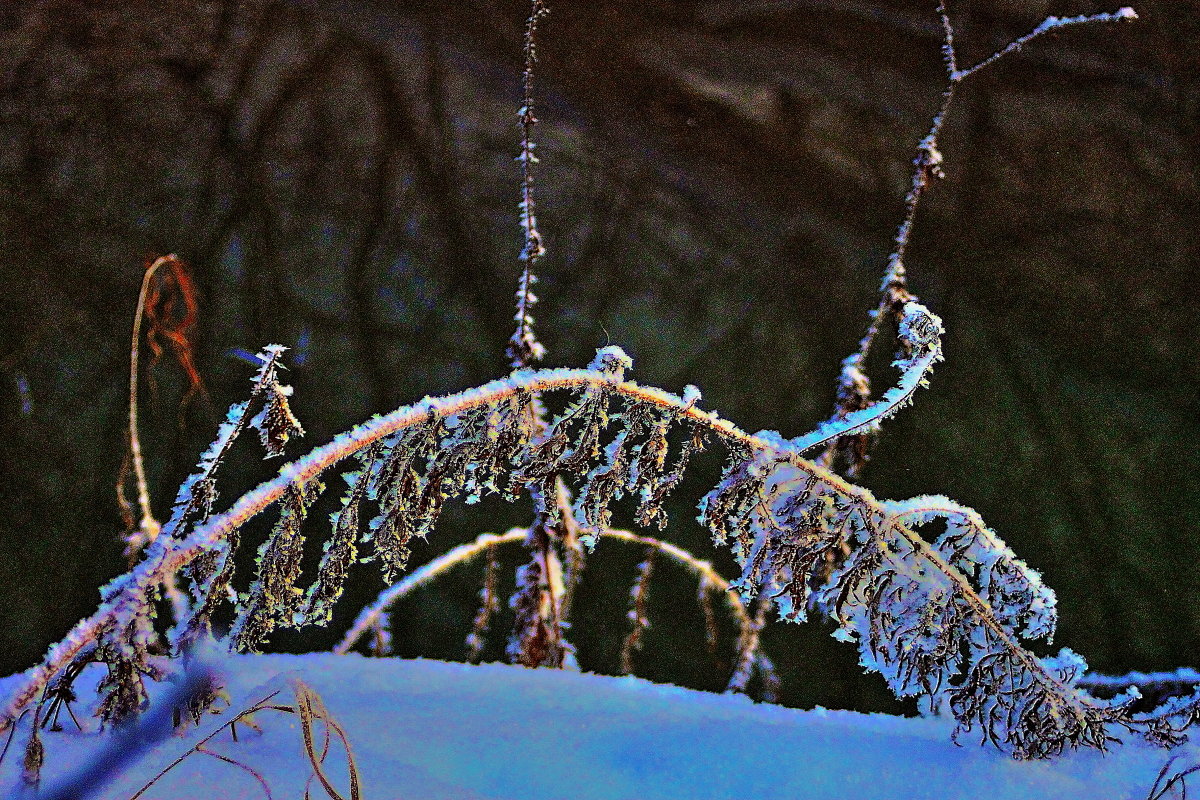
[127,688,284,800]
[467,542,501,662]
[119,254,201,625]
[1145,756,1200,800]
[127,678,359,800]
[193,746,274,800]
[290,679,361,800]
[121,254,203,557]
[0,709,27,769]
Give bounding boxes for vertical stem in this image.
[509,0,550,369]
[125,255,191,624]
[850,90,954,367]
[507,0,575,668]
[128,256,176,543]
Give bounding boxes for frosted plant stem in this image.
[336,531,523,655]
[124,255,189,625]
[835,0,958,390]
[850,3,1137,370]
[508,0,550,369]
[822,3,1137,472]
[0,366,701,731]
[0,342,943,731]
[797,303,943,454]
[953,7,1138,83]
[334,527,755,656]
[503,0,579,667]
[0,352,1146,750]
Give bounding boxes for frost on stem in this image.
[821,4,1138,478]
[887,496,1056,642]
[171,346,305,652]
[335,525,766,695]
[620,549,655,675]
[952,7,1139,83]
[796,302,943,455]
[0,3,1176,763]
[7,325,1200,760]
[303,453,379,628]
[507,0,551,370]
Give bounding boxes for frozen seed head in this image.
[589,345,633,378]
[898,303,944,353]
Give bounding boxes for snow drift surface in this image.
[1,653,1192,799]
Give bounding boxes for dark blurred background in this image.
[0,0,1196,713]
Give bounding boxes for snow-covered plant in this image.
[1,0,1191,776]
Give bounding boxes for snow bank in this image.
[2,653,1193,799]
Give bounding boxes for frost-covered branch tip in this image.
[826,4,1136,478]
[952,7,1138,83]
[797,302,943,453]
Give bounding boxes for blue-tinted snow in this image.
[2,652,1193,799]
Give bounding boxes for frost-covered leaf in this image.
[516,385,614,521]
[887,496,1057,642]
[630,414,707,531]
[698,445,771,554]
[231,479,323,652]
[365,421,440,583]
[305,456,378,627]
[251,381,304,458]
[173,530,240,653]
[791,302,944,454]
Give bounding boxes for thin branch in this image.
[820,3,1138,476]
[508,0,551,369]
[953,7,1138,83]
[334,526,757,657]
[937,0,958,77]
[335,531,521,656]
[1144,757,1200,800]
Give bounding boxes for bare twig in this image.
[120,254,198,624]
[127,687,283,800]
[820,3,1137,477]
[954,7,1138,82]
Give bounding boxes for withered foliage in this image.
[0,1,1182,784]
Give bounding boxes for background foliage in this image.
[0,0,1196,712]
